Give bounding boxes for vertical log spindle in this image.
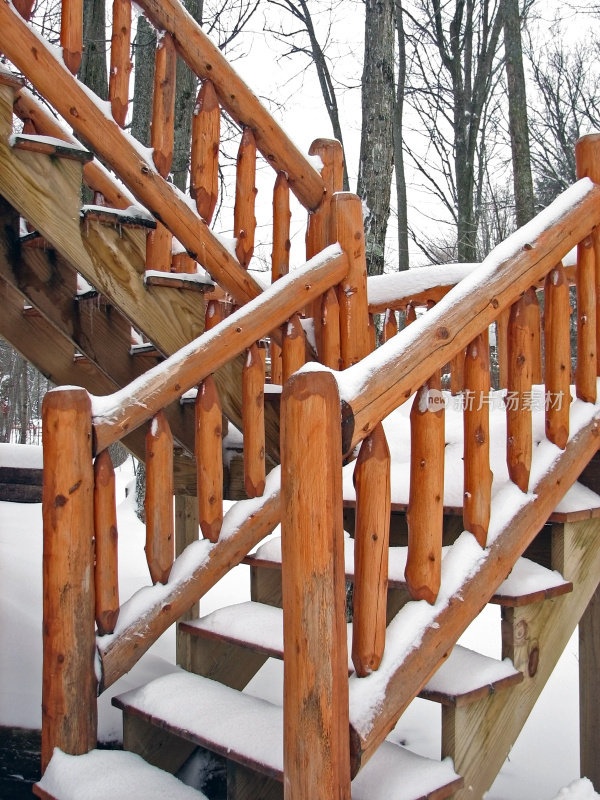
[145,411,174,584]
[14,0,35,20]
[93,449,120,635]
[270,171,291,384]
[281,370,350,799]
[191,80,220,224]
[506,290,535,493]
[575,235,597,403]
[463,331,492,547]
[405,302,417,326]
[42,387,96,770]
[331,193,370,368]
[242,342,266,498]
[234,127,257,268]
[382,308,397,343]
[368,313,377,351]
[61,0,83,74]
[321,287,342,370]
[282,313,305,383]
[496,307,510,389]
[352,423,390,676]
[406,381,445,604]
[530,290,543,386]
[109,0,132,128]
[544,264,571,449]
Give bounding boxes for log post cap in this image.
[575,133,600,181]
[331,191,361,207]
[309,138,343,156]
[281,367,341,407]
[43,386,91,414]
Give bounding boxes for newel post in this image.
[41,387,97,771]
[281,370,350,799]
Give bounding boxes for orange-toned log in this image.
[151,32,176,178]
[191,80,220,224]
[145,411,174,584]
[507,291,534,493]
[242,343,266,498]
[234,127,257,268]
[450,349,465,395]
[146,222,172,272]
[496,307,510,389]
[321,287,341,370]
[109,0,132,127]
[93,449,120,635]
[171,251,197,274]
[13,0,35,20]
[544,264,571,449]
[272,171,291,282]
[382,308,397,343]
[281,370,350,799]
[61,0,83,74]
[282,313,305,382]
[204,298,226,331]
[406,382,445,604]
[331,193,370,367]
[195,376,223,542]
[352,423,390,677]
[530,290,543,385]
[41,387,96,770]
[575,235,597,403]
[405,302,417,326]
[463,332,492,547]
[270,340,283,385]
[368,313,377,351]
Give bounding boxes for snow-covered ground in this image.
[0,450,597,799]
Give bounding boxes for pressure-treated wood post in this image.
[281,369,350,799]
[41,387,97,771]
[580,581,600,790]
[330,193,370,368]
[576,134,600,387]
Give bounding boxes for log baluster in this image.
[575,235,597,402]
[576,134,600,385]
[281,370,350,799]
[146,31,176,272]
[496,307,510,389]
[544,264,571,448]
[234,127,257,268]
[61,0,83,75]
[321,287,342,370]
[191,80,220,224]
[109,0,132,128]
[171,251,197,274]
[145,410,174,584]
[450,349,465,395]
[195,301,224,541]
[530,291,543,385]
[405,302,417,326]
[14,0,35,20]
[463,331,492,547]
[352,423,390,676]
[93,450,120,636]
[331,193,370,367]
[306,139,344,353]
[382,308,397,343]
[41,388,96,770]
[282,313,305,382]
[506,290,535,492]
[270,171,291,384]
[242,342,266,498]
[406,381,445,604]
[368,313,377,351]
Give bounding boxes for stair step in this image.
[80,204,156,229]
[33,748,208,800]
[11,133,93,163]
[114,672,462,799]
[144,269,215,294]
[181,601,522,705]
[244,538,572,607]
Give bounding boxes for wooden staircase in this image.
[0,2,598,798]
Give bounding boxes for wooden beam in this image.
[579,580,600,789]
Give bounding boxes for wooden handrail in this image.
[135,0,325,212]
[92,245,348,453]
[339,180,600,457]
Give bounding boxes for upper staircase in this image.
[0,1,599,798]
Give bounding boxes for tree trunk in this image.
[393,0,409,270]
[79,0,108,101]
[357,0,395,276]
[503,0,535,226]
[131,15,156,146]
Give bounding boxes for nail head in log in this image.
[544,265,571,449]
[234,127,257,268]
[352,422,390,676]
[463,332,492,547]
[191,80,220,224]
[195,376,223,542]
[93,449,120,635]
[406,382,445,604]
[507,291,534,493]
[242,343,266,498]
[145,411,174,584]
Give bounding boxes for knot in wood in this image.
[436,327,449,340]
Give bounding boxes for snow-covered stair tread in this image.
[113,671,462,798]
[245,538,572,605]
[33,748,208,800]
[181,601,522,704]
